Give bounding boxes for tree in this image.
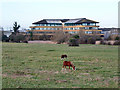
[107,29,119,40]
[13,22,20,34]
[78,30,87,44]
[29,31,33,40]
[51,30,70,44]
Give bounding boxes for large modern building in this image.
[27,18,103,39]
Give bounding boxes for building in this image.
[27,18,103,39]
[99,28,120,39]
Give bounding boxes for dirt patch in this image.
[2,73,32,79]
[54,71,59,74]
[79,73,90,75]
[56,80,67,83]
[72,87,80,88]
[61,69,71,73]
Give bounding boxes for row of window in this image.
[27,31,101,34]
[69,31,101,34]
[32,28,63,30]
[35,24,62,26]
[64,27,98,30]
[85,31,101,34]
[32,27,98,30]
[35,23,97,26]
[27,32,55,34]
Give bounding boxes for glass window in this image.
[51,24,54,26]
[85,27,89,29]
[85,31,88,34]
[88,31,92,34]
[89,27,92,29]
[82,23,87,26]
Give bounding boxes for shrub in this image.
[2,34,9,42]
[73,35,79,39]
[108,42,111,45]
[9,34,15,42]
[100,40,105,45]
[115,36,120,40]
[113,41,120,45]
[69,38,79,46]
[22,41,28,43]
[9,33,25,42]
[78,32,101,44]
[87,37,94,44]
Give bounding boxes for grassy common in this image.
[2,43,118,88]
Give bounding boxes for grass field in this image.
[2,43,119,88]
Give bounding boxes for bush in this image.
[2,34,9,42]
[72,35,79,39]
[9,33,25,42]
[100,40,105,45]
[69,38,79,46]
[39,35,52,40]
[22,41,28,43]
[87,37,95,44]
[113,41,120,45]
[108,42,111,45]
[115,36,120,40]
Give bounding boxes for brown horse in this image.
[63,61,76,70]
[61,55,67,60]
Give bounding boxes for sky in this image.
[0,0,120,30]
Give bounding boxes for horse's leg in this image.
[69,66,71,71]
[65,66,66,70]
[62,65,64,69]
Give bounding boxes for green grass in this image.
[2,43,119,88]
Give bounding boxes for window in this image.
[89,27,92,30]
[92,27,98,29]
[69,31,76,34]
[48,24,50,26]
[59,28,62,30]
[88,31,92,34]
[51,24,54,26]
[85,31,87,34]
[85,27,89,30]
[89,23,96,26]
[82,23,87,26]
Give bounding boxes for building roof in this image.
[99,28,119,31]
[32,18,99,24]
[33,20,48,24]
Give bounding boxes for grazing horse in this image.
[63,61,76,70]
[61,55,67,60]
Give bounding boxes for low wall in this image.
[96,40,117,45]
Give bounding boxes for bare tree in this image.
[51,30,70,44]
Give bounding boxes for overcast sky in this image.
[0,0,119,30]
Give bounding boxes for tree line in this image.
[2,22,120,45]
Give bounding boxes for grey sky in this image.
[1,0,119,30]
